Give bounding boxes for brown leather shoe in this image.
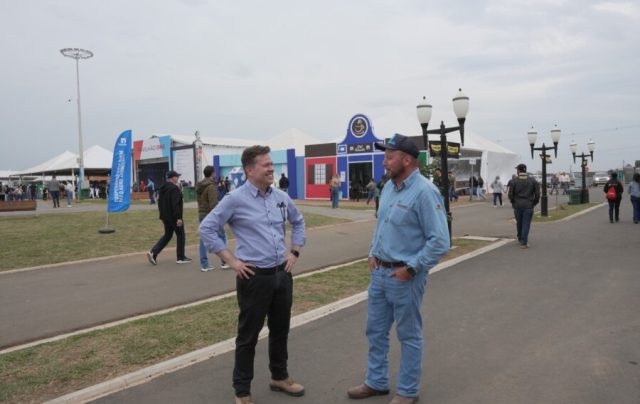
[234,395,254,404]
[269,378,305,397]
[388,394,418,404]
[347,383,390,399]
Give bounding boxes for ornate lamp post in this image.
[61,48,93,200]
[569,139,595,204]
[528,125,561,217]
[417,89,470,244]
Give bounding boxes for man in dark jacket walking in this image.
[603,172,624,223]
[196,166,228,271]
[508,164,540,249]
[147,170,191,265]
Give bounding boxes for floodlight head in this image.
[60,48,94,60]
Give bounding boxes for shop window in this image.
[308,164,333,185]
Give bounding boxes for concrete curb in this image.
[46,239,511,404]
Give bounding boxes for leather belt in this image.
[375,258,405,268]
[253,262,286,275]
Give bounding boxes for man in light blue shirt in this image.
[199,145,305,404]
[348,134,449,404]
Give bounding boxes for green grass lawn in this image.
[0,209,347,271]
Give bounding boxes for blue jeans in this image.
[631,196,640,223]
[513,208,533,245]
[199,215,227,268]
[365,267,428,398]
[331,187,340,208]
[66,191,72,206]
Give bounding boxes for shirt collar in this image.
[393,168,420,192]
[245,180,273,198]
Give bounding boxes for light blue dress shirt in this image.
[199,181,305,268]
[369,168,449,273]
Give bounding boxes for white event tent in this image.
[17,145,113,177]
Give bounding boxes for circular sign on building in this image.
[350,117,368,138]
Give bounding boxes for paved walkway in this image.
[0,190,583,349]
[93,197,639,404]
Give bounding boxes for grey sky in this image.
[1,0,639,173]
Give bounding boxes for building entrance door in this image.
[348,162,372,201]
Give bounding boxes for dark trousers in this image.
[50,191,60,207]
[150,219,185,259]
[608,199,621,222]
[493,192,503,206]
[233,269,293,397]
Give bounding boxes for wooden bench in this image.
[0,200,37,212]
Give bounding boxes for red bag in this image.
[606,185,617,200]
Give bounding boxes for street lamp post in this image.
[528,125,561,217]
[417,89,469,245]
[61,48,93,200]
[570,139,595,204]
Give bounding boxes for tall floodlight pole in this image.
[61,48,93,200]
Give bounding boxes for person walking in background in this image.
[628,173,640,224]
[65,181,74,207]
[196,165,229,272]
[279,173,289,193]
[560,172,570,195]
[365,178,376,205]
[330,174,341,209]
[217,176,227,200]
[550,173,559,195]
[432,168,443,196]
[48,175,61,208]
[374,174,387,217]
[508,164,540,249]
[146,178,156,204]
[490,176,504,207]
[147,171,191,266]
[348,134,449,404]
[448,170,458,202]
[603,172,624,223]
[199,146,306,404]
[477,175,486,200]
[468,175,478,201]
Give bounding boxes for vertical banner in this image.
[108,130,132,213]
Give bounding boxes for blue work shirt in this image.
[369,169,449,273]
[199,181,305,268]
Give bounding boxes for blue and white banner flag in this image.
[108,130,132,213]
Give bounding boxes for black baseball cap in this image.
[516,163,527,172]
[166,170,181,178]
[374,133,420,158]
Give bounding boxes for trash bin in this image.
[567,188,582,205]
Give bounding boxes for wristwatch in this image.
[291,250,300,258]
[406,266,417,277]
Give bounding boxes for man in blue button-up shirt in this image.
[348,134,449,404]
[200,145,305,404]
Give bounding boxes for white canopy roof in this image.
[18,145,113,175]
